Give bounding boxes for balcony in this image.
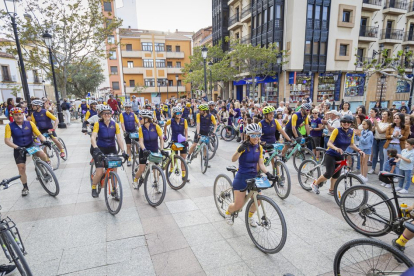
[362,0,382,11]
[379,28,404,43]
[241,33,251,44]
[359,26,378,42]
[121,51,143,58]
[123,67,145,74]
[403,31,414,45]
[167,67,183,74]
[158,86,186,93]
[228,13,242,31]
[240,4,252,22]
[407,1,414,16]
[227,0,238,5]
[383,0,408,15]
[166,51,184,59]
[1,74,16,82]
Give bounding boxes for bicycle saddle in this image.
[316,147,326,152]
[404,222,414,233]
[379,171,404,184]
[263,144,274,151]
[226,166,237,173]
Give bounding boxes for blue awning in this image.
[233,75,278,85]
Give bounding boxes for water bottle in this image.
[401,203,409,217]
[264,157,269,165]
[301,138,305,145]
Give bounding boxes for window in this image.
[112,81,120,90]
[126,44,132,51]
[109,51,116,60]
[275,5,281,19]
[1,65,10,81]
[158,79,167,86]
[177,80,182,86]
[320,42,327,55]
[144,79,155,87]
[33,70,40,83]
[142,42,153,51]
[322,6,328,21]
[129,80,135,87]
[342,11,351,23]
[269,6,274,20]
[176,62,181,68]
[168,80,173,86]
[143,59,154,67]
[156,59,166,68]
[167,61,173,68]
[175,46,181,52]
[307,4,313,19]
[155,43,165,52]
[313,42,319,55]
[103,2,112,12]
[127,61,133,68]
[108,35,115,44]
[110,66,118,74]
[339,44,348,56]
[166,45,172,52]
[315,5,321,20]
[305,41,311,54]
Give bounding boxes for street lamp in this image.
[123,81,127,101]
[4,0,31,108]
[175,75,179,98]
[208,61,213,99]
[201,46,208,100]
[42,30,66,128]
[379,74,386,109]
[276,53,282,105]
[189,69,193,99]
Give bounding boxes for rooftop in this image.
[119,28,193,40]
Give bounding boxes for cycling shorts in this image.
[232,172,257,191]
[14,143,35,164]
[91,146,117,168]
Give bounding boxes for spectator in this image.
[131,95,140,115]
[322,110,340,148]
[407,114,414,139]
[358,119,374,182]
[370,110,393,174]
[410,105,414,115]
[6,98,14,122]
[369,108,380,124]
[381,149,398,188]
[401,102,409,113]
[340,102,353,117]
[310,109,323,160]
[276,101,286,113]
[353,114,365,173]
[395,138,414,193]
[357,105,367,118]
[61,98,71,125]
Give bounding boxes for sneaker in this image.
[327,190,334,196]
[225,212,234,226]
[310,181,320,195]
[380,182,386,187]
[392,239,406,252]
[133,181,139,189]
[394,178,399,183]
[248,217,258,227]
[384,184,392,188]
[398,189,409,194]
[127,161,131,167]
[0,265,16,275]
[395,187,403,192]
[21,187,29,196]
[368,169,375,174]
[92,189,98,198]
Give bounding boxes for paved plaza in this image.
[0,122,413,275]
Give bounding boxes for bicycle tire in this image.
[200,144,209,174]
[165,155,188,190]
[144,165,166,207]
[104,171,123,215]
[293,147,315,172]
[213,174,233,218]
[35,160,60,196]
[245,195,287,254]
[58,137,68,161]
[221,126,235,141]
[273,160,291,200]
[340,185,395,237]
[207,136,217,160]
[333,173,364,207]
[297,159,321,191]
[333,238,413,276]
[132,151,140,180]
[46,145,60,171]
[3,230,33,276]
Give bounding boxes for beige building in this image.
[193,26,213,47]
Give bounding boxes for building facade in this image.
[193,26,213,47]
[213,0,230,52]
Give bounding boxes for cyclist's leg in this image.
[133,150,147,181]
[188,133,199,155]
[227,173,255,214]
[394,222,414,250]
[14,149,28,193]
[35,150,50,163]
[51,136,63,151]
[124,136,132,164]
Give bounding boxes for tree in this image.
[0,0,122,99]
[133,84,148,95]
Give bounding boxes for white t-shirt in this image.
[340,110,353,117]
[374,122,389,140]
[391,126,401,144]
[327,118,341,136]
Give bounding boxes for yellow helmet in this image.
[198,104,209,111]
[263,106,275,115]
[186,103,191,107]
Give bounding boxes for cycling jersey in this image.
[154,109,162,121]
[163,105,169,112]
[182,107,191,119]
[258,119,283,144]
[93,120,120,148]
[120,112,139,132]
[31,109,56,130]
[196,113,217,135]
[85,109,98,121]
[165,118,187,142]
[210,109,218,116]
[238,144,263,174]
[285,111,309,132]
[79,104,89,112]
[326,128,355,157]
[138,123,163,152]
[5,121,41,147]
[107,99,118,111]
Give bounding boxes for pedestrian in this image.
[339,102,353,117]
[310,109,323,160]
[61,99,71,125]
[381,149,398,188]
[370,110,392,174]
[358,119,373,182]
[6,98,14,122]
[395,138,414,193]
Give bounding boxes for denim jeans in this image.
[398,169,412,190]
[383,143,402,175]
[324,136,330,149]
[372,139,386,171]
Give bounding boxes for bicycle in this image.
[89,154,126,215]
[340,171,414,237]
[161,142,189,190]
[297,152,363,206]
[187,135,209,174]
[333,238,413,276]
[220,121,240,142]
[0,176,33,276]
[213,166,287,254]
[43,131,68,161]
[132,151,167,207]
[128,132,140,166]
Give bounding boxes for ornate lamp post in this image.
[201,46,208,100]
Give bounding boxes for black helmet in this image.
[340,115,353,123]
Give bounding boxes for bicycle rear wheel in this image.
[132,152,140,180]
[340,185,395,237]
[245,195,287,254]
[144,165,166,207]
[58,137,68,161]
[200,144,209,174]
[293,147,316,172]
[220,126,235,141]
[2,230,32,276]
[166,155,188,190]
[104,171,123,215]
[334,173,364,207]
[297,159,320,191]
[273,160,291,200]
[333,238,413,276]
[35,160,60,196]
[46,145,60,171]
[213,174,233,218]
[207,135,217,160]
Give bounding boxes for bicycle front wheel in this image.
[207,135,218,160]
[340,185,395,237]
[334,173,364,207]
[58,137,68,161]
[297,159,321,191]
[200,144,209,174]
[293,147,316,172]
[46,145,60,170]
[333,238,413,276]
[144,165,166,207]
[245,195,287,254]
[2,230,33,276]
[213,174,233,218]
[220,126,235,141]
[104,171,123,215]
[166,155,188,190]
[273,160,291,200]
[35,160,60,196]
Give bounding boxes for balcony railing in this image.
[404,31,414,41]
[241,3,251,18]
[380,28,404,40]
[383,0,408,10]
[359,26,378,37]
[363,0,382,6]
[228,13,240,26]
[241,33,251,44]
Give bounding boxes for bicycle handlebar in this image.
[0,175,21,188]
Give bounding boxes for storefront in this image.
[344,73,366,112]
[317,73,341,103]
[233,75,279,103]
[396,74,411,94]
[368,101,388,110]
[288,72,313,104]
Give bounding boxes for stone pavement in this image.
[0,122,413,275]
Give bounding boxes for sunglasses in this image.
[176,112,182,115]
[312,112,318,114]
[250,134,261,138]
[102,112,112,116]
[342,121,352,124]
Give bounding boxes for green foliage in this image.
[133,85,148,95]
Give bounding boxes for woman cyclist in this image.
[84,101,98,121]
[225,124,274,226]
[120,102,140,167]
[133,110,165,189]
[259,106,292,145]
[91,105,128,198]
[310,115,365,195]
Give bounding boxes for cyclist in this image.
[154,104,164,122]
[310,115,365,195]
[119,102,140,167]
[132,109,165,189]
[208,101,218,117]
[162,102,169,119]
[131,95,140,115]
[224,123,274,226]
[259,106,292,144]
[281,103,312,157]
[82,104,105,133]
[107,95,119,115]
[187,104,217,162]
[78,99,89,121]
[31,100,65,158]
[164,107,189,182]
[4,107,52,196]
[91,105,128,198]
[84,101,98,121]
[182,102,192,121]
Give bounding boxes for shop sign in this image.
[396,74,412,93]
[345,73,365,97]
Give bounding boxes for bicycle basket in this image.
[171,143,184,151]
[149,152,163,164]
[255,177,272,189]
[273,143,284,151]
[105,156,123,168]
[200,136,210,144]
[129,132,139,139]
[26,146,41,155]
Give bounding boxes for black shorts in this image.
[172,141,188,154]
[193,131,209,143]
[39,129,57,137]
[124,134,132,145]
[163,111,168,116]
[323,154,344,179]
[139,149,148,164]
[14,143,35,164]
[284,128,301,142]
[91,146,117,168]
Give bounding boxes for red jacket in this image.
[107,99,118,111]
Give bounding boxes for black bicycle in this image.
[0,176,33,275]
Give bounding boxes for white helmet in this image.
[172,106,182,114]
[246,123,262,135]
[140,109,153,119]
[208,101,215,106]
[96,104,104,111]
[81,99,86,102]
[254,104,260,108]
[99,105,112,114]
[31,100,43,106]
[124,102,132,107]
[89,101,97,105]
